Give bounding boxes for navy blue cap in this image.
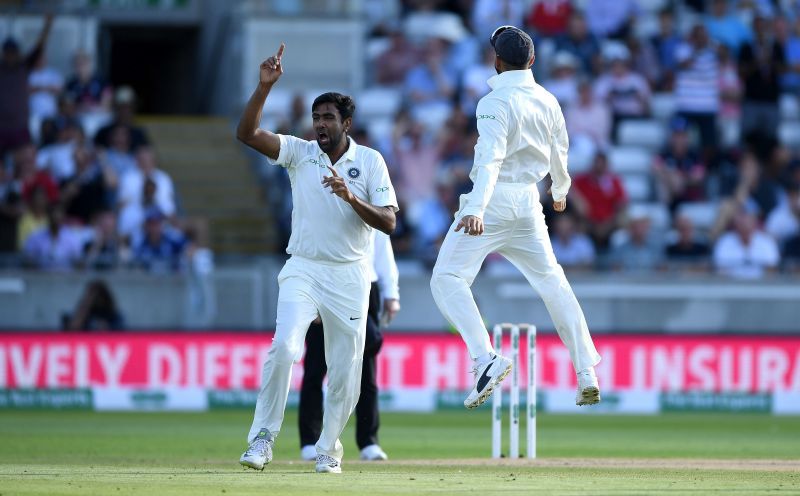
[490,26,534,67]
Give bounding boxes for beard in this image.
[317,130,344,152]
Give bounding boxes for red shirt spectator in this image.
[526,0,572,38]
[574,153,627,224]
[14,144,59,204]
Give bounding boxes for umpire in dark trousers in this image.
[299,231,400,461]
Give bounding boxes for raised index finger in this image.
[276,43,285,59]
[326,165,338,177]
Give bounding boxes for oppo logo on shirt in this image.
[375,187,389,192]
[477,114,497,120]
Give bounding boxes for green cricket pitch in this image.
[0,410,797,495]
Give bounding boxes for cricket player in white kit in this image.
[430,26,602,409]
[235,44,398,474]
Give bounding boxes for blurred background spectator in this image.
[62,279,124,331]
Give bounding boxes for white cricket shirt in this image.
[460,69,571,219]
[269,135,398,263]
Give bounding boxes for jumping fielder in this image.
[430,26,602,409]
[236,44,398,474]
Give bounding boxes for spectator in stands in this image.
[17,184,49,251]
[460,47,495,115]
[543,51,580,107]
[584,0,637,40]
[550,212,596,269]
[776,17,800,92]
[28,52,63,122]
[0,15,53,159]
[713,206,779,279]
[15,144,59,206]
[593,44,651,141]
[765,181,800,245]
[738,15,786,144]
[118,177,157,240]
[403,38,457,125]
[119,147,176,221]
[94,86,150,152]
[573,151,628,248]
[391,115,442,207]
[566,79,611,148]
[471,0,525,42]
[674,24,720,155]
[650,8,683,91]
[555,12,601,76]
[666,214,711,270]
[60,143,117,225]
[36,119,85,183]
[609,209,664,272]
[705,0,752,54]
[98,124,138,178]
[525,0,572,39]
[23,204,84,271]
[413,178,456,265]
[652,117,707,210]
[83,210,127,270]
[626,33,660,89]
[0,163,22,258]
[713,151,783,239]
[718,44,742,123]
[375,29,421,86]
[63,280,124,331]
[65,51,112,114]
[133,207,185,273]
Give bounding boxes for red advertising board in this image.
[0,333,798,392]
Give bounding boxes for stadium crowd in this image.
[270,0,800,279]
[0,14,207,275]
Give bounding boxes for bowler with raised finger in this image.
[234,43,399,474]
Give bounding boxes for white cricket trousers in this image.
[430,183,601,373]
[247,255,370,462]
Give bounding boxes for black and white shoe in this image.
[239,428,273,470]
[464,354,513,409]
[315,454,342,473]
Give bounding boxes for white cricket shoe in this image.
[576,367,601,406]
[464,354,513,409]
[300,445,317,461]
[239,428,273,470]
[360,444,388,461]
[315,454,342,473]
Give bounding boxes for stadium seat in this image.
[651,93,675,122]
[677,201,719,231]
[780,93,800,121]
[621,174,652,202]
[609,146,653,174]
[778,121,800,149]
[366,117,394,149]
[357,87,403,121]
[618,119,666,151]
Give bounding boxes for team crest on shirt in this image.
[347,167,361,179]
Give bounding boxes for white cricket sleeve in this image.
[548,110,571,202]
[459,96,509,219]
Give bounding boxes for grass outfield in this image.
[0,410,798,495]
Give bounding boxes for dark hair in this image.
[312,92,356,122]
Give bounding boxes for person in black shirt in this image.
[666,214,711,271]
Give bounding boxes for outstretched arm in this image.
[26,14,53,68]
[236,44,285,160]
[323,166,396,235]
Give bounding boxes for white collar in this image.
[487,69,536,90]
